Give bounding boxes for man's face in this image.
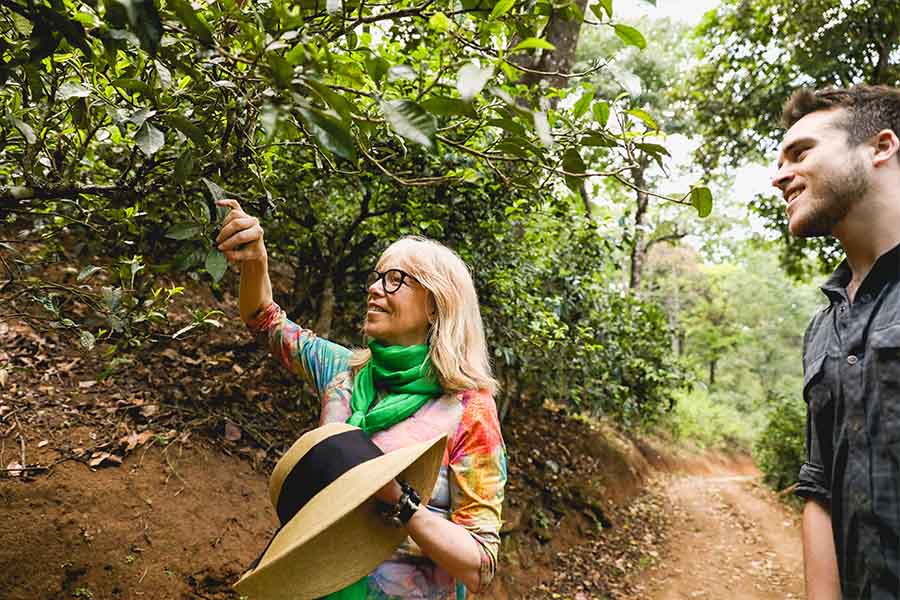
[772,108,871,237]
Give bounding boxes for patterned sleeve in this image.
[246,302,352,396]
[447,389,507,592]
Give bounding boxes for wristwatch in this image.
[379,480,421,527]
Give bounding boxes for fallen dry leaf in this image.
[232,363,244,375]
[0,368,7,387]
[5,461,23,477]
[88,452,123,468]
[119,431,155,453]
[224,421,242,442]
[139,405,158,418]
[78,380,97,389]
[37,440,49,448]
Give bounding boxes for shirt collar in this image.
[820,240,900,303]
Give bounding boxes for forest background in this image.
[2,0,898,553]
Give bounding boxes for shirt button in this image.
[847,355,859,365]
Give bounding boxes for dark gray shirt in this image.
[796,241,900,600]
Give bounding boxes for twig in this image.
[15,415,25,467]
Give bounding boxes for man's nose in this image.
[772,164,793,192]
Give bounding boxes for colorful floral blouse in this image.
[248,302,507,599]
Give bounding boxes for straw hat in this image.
[234,422,447,600]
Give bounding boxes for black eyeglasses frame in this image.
[366,268,420,294]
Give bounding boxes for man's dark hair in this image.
[782,85,900,147]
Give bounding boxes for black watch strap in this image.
[397,481,421,524]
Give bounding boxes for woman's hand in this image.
[215,198,266,265]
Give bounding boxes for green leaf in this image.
[580,131,616,147]
[381,100,437,150]
[205,249,227,283]
[302,78,355,123]
[428,12,451,32]
[115,0,163,53]
[165,223,202,240]
[365,55,390,84]
[627,108,659,130]
[613,24,647,49]
[167,0,213,44]
[510,37,557,53]
[298,107,356,159]
[286,42,306,65]
[111,78,154,97]
[135,122,164,157]
[599,0,613,18]
[175,149,194,183]
[456,63,494,102]
[163,114,207,147]
[202,178,226,202]
[58,82,91,100]
[259,103,279,140]
[421,95,477,119]
[77,265,103,282]
[593,101,610,127]
[490,0,516,19]
[268,53,294,88]
[690,186,713,218]
[573,85,595,119]
[10,116,36,144]
[562,148,586,193]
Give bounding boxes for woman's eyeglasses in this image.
[366,269,419,294]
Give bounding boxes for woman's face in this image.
[363,260,434,347]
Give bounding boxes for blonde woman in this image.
[216,199,506,599]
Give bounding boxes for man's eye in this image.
[797,149,809,161]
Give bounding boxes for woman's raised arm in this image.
[215,198,272,323]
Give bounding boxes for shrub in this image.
[754,397,806,491]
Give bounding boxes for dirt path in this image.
[636,469,804,600]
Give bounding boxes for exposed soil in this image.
[638,470,804,600]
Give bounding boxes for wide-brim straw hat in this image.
[234,422,447,600]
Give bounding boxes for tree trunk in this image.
[520,0,589,91]
[628,161,651,293]
[709,359,716,386]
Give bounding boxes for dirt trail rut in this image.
[637,469,804,599]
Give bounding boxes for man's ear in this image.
[871,129,900,168]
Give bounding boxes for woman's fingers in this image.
[218,221,262,251]
[215,215,258,245]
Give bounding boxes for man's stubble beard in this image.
[794,155,871,238]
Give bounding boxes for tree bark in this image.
[520,0,590,91]
[628,160,651,293]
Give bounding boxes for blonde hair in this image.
[350,236,497,395]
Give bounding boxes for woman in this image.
[216,199,506,599]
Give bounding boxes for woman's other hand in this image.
[215,198,266,265]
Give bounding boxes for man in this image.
[773,85,900,599]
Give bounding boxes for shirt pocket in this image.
[870,324,900,442]
[803,353,831,411]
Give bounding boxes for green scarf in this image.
[325,341,443,600]
[346,341,443,435]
